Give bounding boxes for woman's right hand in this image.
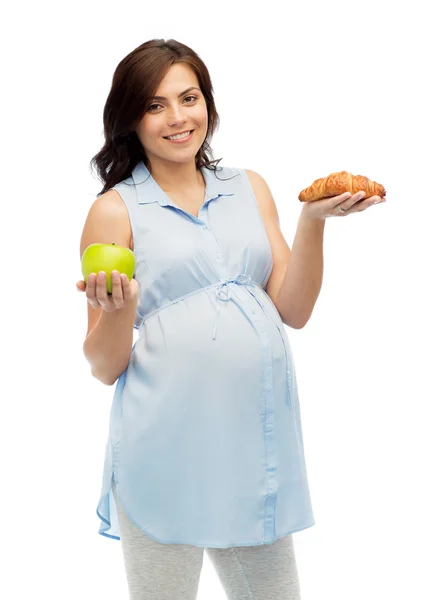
[76,271,139,312]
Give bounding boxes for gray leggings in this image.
[112,481,301,599]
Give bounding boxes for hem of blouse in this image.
[99,484,315,547]
[97,520,316,547]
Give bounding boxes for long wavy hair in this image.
[89,39,223,198]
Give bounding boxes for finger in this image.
[85,273,101,308]
[331,192,352,207]
[96,272,115,310]
[87,272,104,309]
[351,191,367,203]
[110,271,125,308]
[337,191,367,213]
[342,192,373,214]
[122,274,132,304]
[354,195,383,211]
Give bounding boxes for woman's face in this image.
[135,63,208,166]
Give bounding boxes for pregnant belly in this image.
[124,290,290,452]
[133,289,287,392]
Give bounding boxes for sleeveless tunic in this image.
[96,160,315,548]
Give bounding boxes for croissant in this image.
[298,171,386,202]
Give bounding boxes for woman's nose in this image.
[167,105,187,123]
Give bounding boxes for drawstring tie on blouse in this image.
[212,273,256,341]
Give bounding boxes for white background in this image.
[2,0,430,598]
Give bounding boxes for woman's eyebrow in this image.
[151,86,201,101]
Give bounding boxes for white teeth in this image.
[167,131,191,140]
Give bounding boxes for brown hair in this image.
[89,39,223,198]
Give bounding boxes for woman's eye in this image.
[148,96,197,111]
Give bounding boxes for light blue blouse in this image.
[96,160,315,548]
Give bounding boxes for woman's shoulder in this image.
[87,189,134,250]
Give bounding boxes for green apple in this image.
[81,243,136,294]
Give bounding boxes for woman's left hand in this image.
[300,190,386,222]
